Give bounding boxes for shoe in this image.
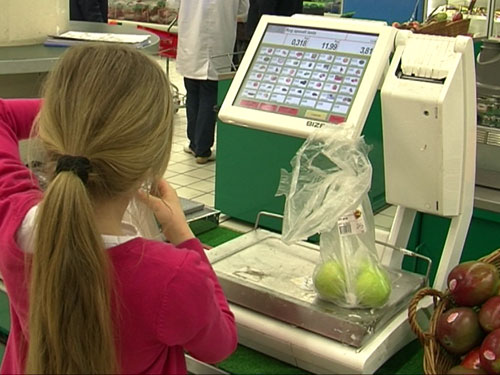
[195,151,216,165]
[183,145,195,155]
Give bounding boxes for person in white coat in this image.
[176,0,249,164]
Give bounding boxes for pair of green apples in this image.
[313,259,391,308]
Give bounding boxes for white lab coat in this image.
[176,0,249,81]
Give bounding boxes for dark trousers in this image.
[69,0,108,22]
[184,78,218,157]
[246,0,303,39]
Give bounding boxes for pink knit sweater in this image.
[0,99,237,374]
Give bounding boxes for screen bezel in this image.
[218,15,397,139]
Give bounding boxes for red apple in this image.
[436,307,484,355]
[447,261,499,306]
[461,347,482,370]
[479,328,500,374]
[478,296,500,332]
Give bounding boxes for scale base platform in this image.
[207,228,429,374]
[230,300,430,374]
[208,229,425,348]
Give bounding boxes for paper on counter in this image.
[52,31,150,44]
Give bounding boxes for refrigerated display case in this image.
[303,0,342,15]
[341,0,424,23]
[108,0,178,25]
[475,0,500,203]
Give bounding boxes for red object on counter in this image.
[137,25,178,58]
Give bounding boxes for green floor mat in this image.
[0,291,10,342]
[218,345,310,375]
[198,225,244,248]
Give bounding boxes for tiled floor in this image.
[156,56,395,232]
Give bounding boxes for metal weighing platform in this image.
[207,213,429,350]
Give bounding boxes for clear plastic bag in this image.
[276,126,372,244]
[123,196,164,241]
[276,125,391,309]
[315,196,391,308]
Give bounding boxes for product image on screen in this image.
[234,25,379,124]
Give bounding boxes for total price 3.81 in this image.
[360,46,373,55]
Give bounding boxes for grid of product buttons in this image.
[237,46,369,123]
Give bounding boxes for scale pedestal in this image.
[231,302,428,374]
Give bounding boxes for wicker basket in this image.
[415,18,471,37]
[407,248,500,375]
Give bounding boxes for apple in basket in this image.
[447,261,500,306]
[478,296,500,332]
[479,328,500,374]
[452,12,464,22]
[460,347,483,371]
[436,307,484,355]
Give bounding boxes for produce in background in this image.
[108,0,178,24]
[392,10,465,33]
[302,1,325,15]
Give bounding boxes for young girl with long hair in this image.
[0,43,237,374]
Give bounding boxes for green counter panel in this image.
[215,78,387,231]
[404,207,500,285]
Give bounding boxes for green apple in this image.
[313,260,346,302]
[355,264,391,308]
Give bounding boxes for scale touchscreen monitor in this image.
[235,25,377,125]
[219,15,397,138]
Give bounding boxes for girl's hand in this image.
[136,179,194,245]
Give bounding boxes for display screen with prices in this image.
[233,25,378,124]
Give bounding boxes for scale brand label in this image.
[306,120,325,128]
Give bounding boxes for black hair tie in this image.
[55,155,92,185]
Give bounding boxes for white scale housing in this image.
[211,16,476,374]
[382,34,474,217]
